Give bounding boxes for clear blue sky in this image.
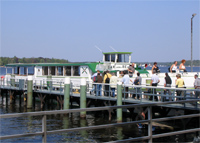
[1,0,199,62]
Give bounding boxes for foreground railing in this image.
[0,100,200,142]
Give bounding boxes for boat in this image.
[3,52,198,88]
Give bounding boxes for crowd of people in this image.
[90,61,200,101]
[151,59,187,74]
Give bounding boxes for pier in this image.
[0,76,200,142]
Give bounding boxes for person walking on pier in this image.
[194,74,200,103]
[150,70,160,101]
[96,73,103,96]
[122,71,131,98]
[179,59,187,73]
[110,73,118,97]
[170,61,178,73]
[128,63,135,77]
[133,72,142,99]
[164,73,172,101]
[103,70,112,96]
[90,70,101,95]
[151,62,160,73]
[175,74,185,100]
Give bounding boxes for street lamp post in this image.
[191,13,196,72]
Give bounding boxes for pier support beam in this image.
[117,82,122,123]
[80,78,86,118]
[64,77,70,111]
[9,90,14,104]
[27,76,33,109]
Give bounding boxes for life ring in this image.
[1,75,4,79]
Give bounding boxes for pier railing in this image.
[0,99,200,143]
[1,78,200,105]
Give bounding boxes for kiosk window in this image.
[14,67,19,74]
[58,66,63,76]
[105,54,110,62]
[28,67,34,75]
[43,67,48,75]
[65,66,71,76]
[117,54,129,62]
[111,54,115,62]
[73,66,80,76]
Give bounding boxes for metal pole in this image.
[64,77,70,110]
[42,114,47,143]
[148,106,152,143]
[27,76,33,109]
[117,82,122,122]
[191,17,193,72]
[191,13,197,72]
[80,78,87,118]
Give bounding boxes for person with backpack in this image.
[110,72,118,97]
[163,73,172,101]
[90,70,101,95]
[133,72,142,99]
[103,70,112,96]
[96,73,103,96]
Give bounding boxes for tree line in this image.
[0,56,199,67]
[0,56,69,66]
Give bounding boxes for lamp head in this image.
[192,13,197,17]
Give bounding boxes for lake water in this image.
[0,96,197,142]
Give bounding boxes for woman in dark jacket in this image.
[151,62,160,73]
[96,73,103,96]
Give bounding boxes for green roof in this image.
[103,52,132,54]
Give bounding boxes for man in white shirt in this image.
[150,70,160,101]
[121,71,131,98]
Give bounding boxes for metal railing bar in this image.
[47,120,149,135]
[0,132,43,140]
[0,100,199,118]
[107,128,200,143]
[106,136,150,143]
[1,113,199,140]
[152,128,200,139]
[152,113,200,122]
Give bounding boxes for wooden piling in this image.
[117,82,122,123]
[9,90,14,104]
[6,91,8,106]
[1,92,4,105]
[27,76,33,109]
[80,78,86,118]
[64,77,70,111]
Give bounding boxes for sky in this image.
[1,0,199,63]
